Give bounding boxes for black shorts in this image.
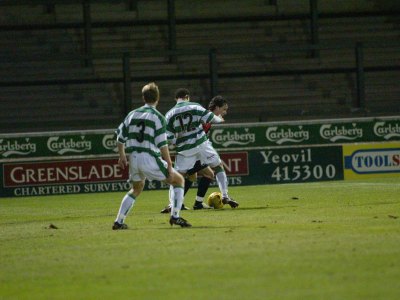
[187,160,208,175]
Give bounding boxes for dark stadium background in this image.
[0,0,399,134]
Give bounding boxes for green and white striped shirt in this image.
[116,104,168,157]
[165,100,222,155]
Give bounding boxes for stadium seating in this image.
[0,29,120,132]
[0,1,399,133]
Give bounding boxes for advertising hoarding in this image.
[343,142,400,179]
[0,116,398,197]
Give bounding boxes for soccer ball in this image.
[207,192,224,209]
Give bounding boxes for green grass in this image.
[1,178,399,300]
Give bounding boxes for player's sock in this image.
[115,192,136,224]
[184,178,193,195]
[168,185,174,207]
[197,176,212,198]
[171,185,184,218]
[195,196,204,203]
[215,167,229,198]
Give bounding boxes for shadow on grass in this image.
[235,205,298,211]
[184,205,298,213]
[156,225,266,230]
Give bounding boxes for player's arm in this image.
[116,122,128,169]
[160,145,173,167]
[160,145,174,178]
[201,109,224,125]
[117,142,128,169]
[157,117,174,175]
[211,115,224,123]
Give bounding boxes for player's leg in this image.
[200,141,239,208]
[141,152,190,227]
[185,172,197,194]
[164,169,191,227]
[186,160,208,209]
[113,152,145,230]
[160,185,175,214]
[212,164,239,208]
[165,153,196,226]
[160,159,202,214]
[196,171,213,201]
[183,160,213,210]
[160,171,192,214]
[112,180,144,230]
[161,153,197,213]
[193,166,214,209]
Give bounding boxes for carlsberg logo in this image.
[373,122,400,140]
[212,128,255,147]
[102,134,118,152]
[0,138,37,157]
[320,123,363,142]
[266,126,309,144]
[47,136,91,155]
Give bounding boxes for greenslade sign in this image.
[210,117,400,149]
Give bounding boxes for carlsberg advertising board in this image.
[0,131,118,159]
[209,117,400,149]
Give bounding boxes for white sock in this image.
[171,186,184,218]
[195,196,204,202]
[168,185,174,208]
[115,193,136,224]
[215,171,229,198]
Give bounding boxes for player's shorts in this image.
[128,152,168,182]
[187,160,208,176]
[175,140,221,173]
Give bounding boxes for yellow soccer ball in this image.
[207,192,224,209]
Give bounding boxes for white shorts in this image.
[175,140,221,173]
[128,152,168,182]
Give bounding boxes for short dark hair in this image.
[208,95,227,111]
[142,82,159,104]
[175,88,190,100]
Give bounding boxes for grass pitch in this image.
[1,178,399,300]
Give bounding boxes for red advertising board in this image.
[1,152,249,197]
[220,152,248,176]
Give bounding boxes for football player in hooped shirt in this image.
[161,94,239,212]
[112,82,191,229]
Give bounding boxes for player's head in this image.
[175,88,190,101]
[142,82,159,104]
[209,95,228,116]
